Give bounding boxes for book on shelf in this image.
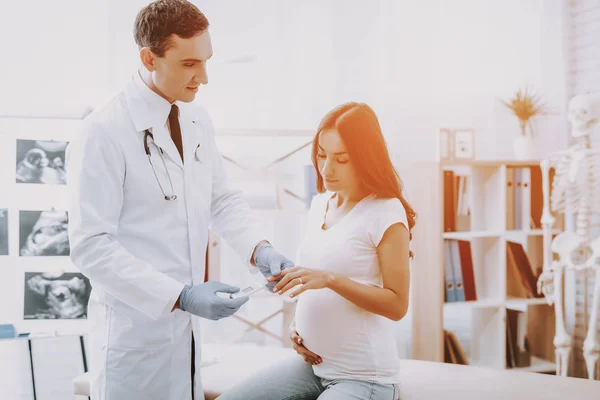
[444,239,477,303]
[444,330,469,365]
[506,241,543,299]
[443,171,470,232]
[526,304,556,365]
[506,309,531,368]
[505,304,556,370]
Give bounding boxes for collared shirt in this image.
[132,70,177,138]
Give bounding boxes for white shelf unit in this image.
[435,160,561,372]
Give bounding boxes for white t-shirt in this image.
[294,192,408,384]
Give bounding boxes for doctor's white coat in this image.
[67,74,264,400]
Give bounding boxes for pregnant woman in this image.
[218,102,415,400]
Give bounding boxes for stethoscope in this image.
[143,129,178,201]
[143,121,204,201]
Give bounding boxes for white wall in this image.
[193,0,570,164]
[0,0,110,115]
[0,0,571,159]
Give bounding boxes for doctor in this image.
[66,1,293,399]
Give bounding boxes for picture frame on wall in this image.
[19,210,70,256]
[15,139,69,185]
[453,129,475,160]
[23,272,92,320]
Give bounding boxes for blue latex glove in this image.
[179,280,249,320]
[253,242,295,292]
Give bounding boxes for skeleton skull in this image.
[568,94,600,137]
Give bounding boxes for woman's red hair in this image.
[311,102,417,257]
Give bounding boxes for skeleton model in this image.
[538,93,600,379]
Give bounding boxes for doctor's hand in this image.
[179,281,249,320]
[253,242,294,292]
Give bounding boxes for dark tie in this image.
[169,104,184,163]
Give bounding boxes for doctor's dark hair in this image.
[311,102,417,258]
[134,0,209,57]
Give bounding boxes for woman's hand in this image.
[269,266,334,298]
[289,329,322,365]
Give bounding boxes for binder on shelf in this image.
[508,166,547,231]
[513,168,522,230]
[444,239,477,303]
[443,170,456,232]
[513,168,532,230]
[457,240,477,301]
[444,240,457,302]
[506,167,515,230]
[529,166,543,229]
[450,240,465,302]
[521,168,531,229]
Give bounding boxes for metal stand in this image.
[27,335,90,400]
[27,339,37,400]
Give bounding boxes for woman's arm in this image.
[329,223,410,320]
[272,222,410,321]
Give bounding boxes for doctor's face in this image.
[150,30,213,103]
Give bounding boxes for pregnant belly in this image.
[294,289,368,359]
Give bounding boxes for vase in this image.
[513,135,533,160]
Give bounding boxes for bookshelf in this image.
[410,159,562,373]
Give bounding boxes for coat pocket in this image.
[105,343,171,400]
[105,296,172,348]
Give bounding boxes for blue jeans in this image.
[216,357,399,400]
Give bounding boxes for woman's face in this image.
[316,129,360,194]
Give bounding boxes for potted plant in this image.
[502,87,546,159]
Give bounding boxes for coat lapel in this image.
[148,124,184,171]
[124,77,184,170]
